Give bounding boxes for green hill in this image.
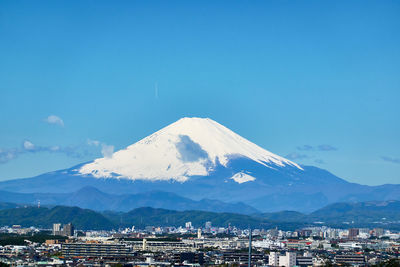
[104,207,270,229]
[308,200,400,224]
[1,200,400,230]
[0,206,114,230]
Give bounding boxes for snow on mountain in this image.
[79,117,302,182]
[230,172,256,184]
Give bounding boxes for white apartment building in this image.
[268,251,279,266]
[280,252,296,267]
[269,251,296,267]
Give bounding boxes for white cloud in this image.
[87,139,101,146]
[0,140,89,164]
[101,144,114,158]
[23,140,35,151]
[0,149,18,163]
[50,146,60,151]
[88,139,114,158]
[45,115,64,127]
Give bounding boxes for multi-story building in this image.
[52,223,74,237]
[268,251,279,266]
[185,222,192,229]
[269,251,296,267]
[286,239,311,249]
[63,223,74,237]
[126,239,195,252]
[279,252,296,267]
[62,243,135,259]
[172,252,204,265]
[335,254,366,265]
[52,223,61,235]
[197,228,202,238]
[348,228,360,239]
[296,252,313,267]
[222,251,267,265]
[373,228,384,237]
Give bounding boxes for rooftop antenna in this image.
[248,226,252,267]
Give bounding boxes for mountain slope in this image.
[0,206,114,230]
[308,200,400,223]
[0,163,357,212]
[0,117,399,212]
[79,117,302,182]
[256,211,307,223]
[0,186,259,214]
[1,201,400,230]
[255,200,400,228]
[104,207,277,229]
[0,202,22,210]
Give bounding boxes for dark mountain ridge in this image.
[0,206,114,230]
[1,161,399,212]
[1,200,400,230]
[0,186,258,214]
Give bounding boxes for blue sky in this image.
[0,0,399,185]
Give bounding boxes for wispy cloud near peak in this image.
[87,139,114,158]
[23,140,35,150]
[44,115,64,127]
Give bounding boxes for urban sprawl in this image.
[1,222,400,266]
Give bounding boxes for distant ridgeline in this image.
[0,200,400,230]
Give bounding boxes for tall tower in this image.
[142,238,147,250]
[248,228,252,267]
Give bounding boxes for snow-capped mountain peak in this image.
[79,117,302,182]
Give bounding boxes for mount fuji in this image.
[1,117,399,212]
[80,117,302,182]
